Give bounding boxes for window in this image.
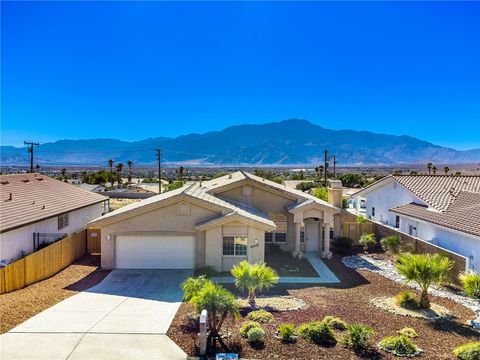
[300,230,305,243]
[58,213,69,230]
[266,212,288,243]
[223,236,247,256]
[371,207,375,217]
[395,215,400,228]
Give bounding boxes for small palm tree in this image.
[116,163,124,189]
[432,166,437,175]
[359,233,376,253]
[444,166,450,175]
[127,160,133,184]
[108,159,114,187]
[231,261,279,308]
[427,162,432,174]
[181,275,209,301]
[61,168,67,182]
[396,253,454,309]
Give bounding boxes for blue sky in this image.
[2,1,479,150]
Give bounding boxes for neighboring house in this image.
[77,183,105,192]
[90,171,341,271]
[352,175,480,270]
[0,173,109,265]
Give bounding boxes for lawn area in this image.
[168,255,479,359]
[0,255,110,333]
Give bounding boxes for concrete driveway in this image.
[1,269,192,360]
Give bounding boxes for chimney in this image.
[327,179,343,208]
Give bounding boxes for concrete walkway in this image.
[1,269,192,360]
[211,252,340,284]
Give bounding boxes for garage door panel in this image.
[115,235,194,269]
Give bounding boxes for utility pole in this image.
[155,149,162,194]
[333,155,337,179]
[24,141,39,173]
[323,149,329,187]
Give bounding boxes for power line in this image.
[24,141,39,173]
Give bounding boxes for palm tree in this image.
[231,261,279,308]
[432,166,437,175]
[127,160,133,184]
[108,159,114,187]
[318,165,324,181]
[444,166,450,175]
[359,233,376,253]
[396,253,454,309]
[61,168,67,182]
[116,163,124,189]
[178,166,184,181]
[427,162,432,174]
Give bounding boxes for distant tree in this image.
[454,171,461,176]
[178,166,185,181]
[410,171,418,175]
[61,168,68,182]
[164,180,184,192]
[127,160,133,184]
[444,166,450,175]
[432,166,437,175]
[299,170,305,180]
[314,187,328,201]
[35,164,40,172]
[394,169,402,175]
[427,162,433,174]
[108,159,114,187]
[116,163,124,189]
[338,173,363,188]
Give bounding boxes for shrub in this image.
[396,253,454,309]
[181,276,209,301]
[297,321,337,346]
[322,316,347,330]
[247,309,274,323]
[359,233,376,252]
[231,260,279,308]
[277,323,296,342]
[342,324,375,349]
[453,342,480,360]
[240,320,261,337]
[379,335,420,356]
[459,271,480,299]
[247,326,265,343]
[357,215,367,223]
[332,236,354,254]
[398,327,418,338]
[395,290,419,310]
[194,266,219,278]
[380,235,402,254]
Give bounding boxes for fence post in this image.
[199,309,208,356]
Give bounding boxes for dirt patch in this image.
[168,255,479,359]
[0,255,110,333]
[372,296,452,320]
[236,296,307,311]
[265,251,318,277]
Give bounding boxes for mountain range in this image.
[1,119,479,166]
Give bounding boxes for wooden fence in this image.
[87,228,101,254]
[342,221,375,243]
[0,230,87,294]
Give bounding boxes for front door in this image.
[305,221,319,252]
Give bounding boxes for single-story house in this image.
[352,174,480,270]
[77,183,105,192]
[0,173,109,265]
[90,171,342,271]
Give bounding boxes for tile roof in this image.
[391,191,480,237]
[0,173,108,233]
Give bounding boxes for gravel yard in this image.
[168,255,479,359]
[0,255,110,333]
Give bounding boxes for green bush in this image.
[342,324,375,349]
[379,335,420,356]
[453,342,480,360]
[194,266,219,278]
[240,320,261,337]
[247,326,265,343]
[395,290,419,310]
[332,236,354,254]
[359,233,376,252]
[380,235,402,254]
[297,321,337,346]
[398,327,418,338]
[277,323,296,342]
[357,215,367,223]
[247,309,274,323]
[322,316,347,330]
[181,276,209,301]
[459,271,480,299]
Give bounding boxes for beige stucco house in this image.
[90,171,341,271]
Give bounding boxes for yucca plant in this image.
[231,260,279,308]
[396,253,454,309]
[459,271,480,299]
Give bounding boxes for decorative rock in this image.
[342,255,480,330]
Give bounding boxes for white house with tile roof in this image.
[353,175,480,271]
[90,171,341,271]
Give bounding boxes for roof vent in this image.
[42,205,46,210]
[5,192,12,201]
[36,178,44,181]
[0,181,9,185]
[22,179,30,183]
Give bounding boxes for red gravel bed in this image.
[0,255,110,333]
[168,256,479,359]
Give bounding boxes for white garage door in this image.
[115,235,195,269]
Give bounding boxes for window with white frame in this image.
[223,236,247,256]
[58,213,69,230]
[265,212,288,243]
